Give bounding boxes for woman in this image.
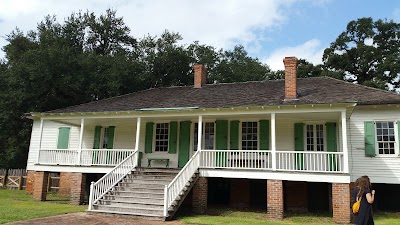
[354,176,375,225]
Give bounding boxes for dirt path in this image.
[7,212,186,225]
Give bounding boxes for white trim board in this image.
[27,164,114,174]
[200,169,351,183]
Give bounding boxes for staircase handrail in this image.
[88,149,139,210]
[164,150,200,217]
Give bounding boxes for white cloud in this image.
[0,0,299,57]
[264,39,325,71]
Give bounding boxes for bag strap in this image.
[356,189,362,201]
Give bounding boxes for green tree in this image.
[212,45,271,83]
[137,31,192,88]
[323,17,400,90]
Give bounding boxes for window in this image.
[193,122,215,150]
[241,122,258,150]
[306,124,324,151]
[376,121,396,155]
[155,123,169,152]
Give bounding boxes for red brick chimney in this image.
[283,56,298,100]
[194,64,207,88]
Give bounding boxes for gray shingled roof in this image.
[46,77,400,113]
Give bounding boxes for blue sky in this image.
[1,0,400,70]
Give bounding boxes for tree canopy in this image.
[0,9,272,168]
[323,17,400,90]
[1,11,399,169]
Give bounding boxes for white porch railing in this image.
[200,150,272,170]
[38,149,79,165]
[164,151,200,217]
[80,149,134,166]
[198,150,344,173]
[37,149,134,166]
[88,150,140,210]
[276,151,344,173]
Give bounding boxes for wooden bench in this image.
[147,158,169,168]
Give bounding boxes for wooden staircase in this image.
[89,168,198,220]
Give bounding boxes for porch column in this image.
[77,118,85,165]
[36,118,44,164]
[271,113,276,171]
[135,117,141,151]
[197,115,203,151]
[341,111,349,173]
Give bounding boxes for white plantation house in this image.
[25,57,400,223]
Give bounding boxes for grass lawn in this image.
[0,189,86,224]
[177,208,400,225]
[1,189,399,225]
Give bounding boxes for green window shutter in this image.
[178,121,191,167]
[294,123,304,151]
[145,122,154,153]
[107,126,115,149]
[326,123,337,171]
[168,121,178,154]
[216,120,228,167]
[294,123,304,170]
[93,126,102,149]
[216,120,228,150]
[364,121,376,157]
[326,123,337,152]
[57,127,70,149]
[259,120,270,150]
[229,120,239,150]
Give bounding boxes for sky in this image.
[1,0,400,70]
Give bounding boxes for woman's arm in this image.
[366,190,375,204]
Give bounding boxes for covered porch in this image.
[33,104,350,175]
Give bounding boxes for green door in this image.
[178,121,191,167]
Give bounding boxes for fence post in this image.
[88,182,94,211]
[163,185,168,217]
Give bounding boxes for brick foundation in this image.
[267,179,284,220]
[332,183,350,224]
[25,170,35,194]
[33,171,49,201]
[192,177,208,214]
[70,173,86,205]
[59,172,73,197]
[230,179,250,208]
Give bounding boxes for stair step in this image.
[113,186,164,193]
[121,179,172,185]
[92,205,164,217]
[97,200,164,209]
[137,168,180,174]
[126,174,176,180]
[103,195,164,204]
[89,209,165,221]
[110,190,164,198]
[117,183,166,189]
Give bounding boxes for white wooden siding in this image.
[349,107,400,184]
[26,119,40,167]
[138,121,179,168]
